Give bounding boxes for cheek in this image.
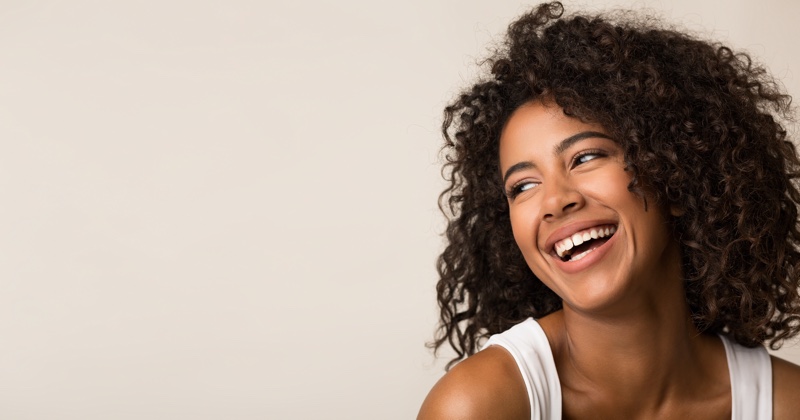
[580,171,637,209]
[508,203,542,258]
[509,211,553,286]
[508,208,527,250]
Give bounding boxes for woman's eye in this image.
[508,181,539,199]
[573,150,606,167]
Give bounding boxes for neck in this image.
[540,258,724,414]
[560,298,701,389]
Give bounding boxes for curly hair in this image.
[432,1,800,368]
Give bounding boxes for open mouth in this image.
[554,224,617,262]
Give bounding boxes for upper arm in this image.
[771,355,800,420]
[417,346,529,420]
[416,372,488,420]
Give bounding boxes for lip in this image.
[543,219,619,256]
[552,226,620,274]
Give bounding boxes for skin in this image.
[418,100,800,419]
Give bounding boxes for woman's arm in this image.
[417,347,530,420]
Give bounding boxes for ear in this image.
[669,204,685,217]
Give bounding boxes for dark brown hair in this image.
[433,2,800,368]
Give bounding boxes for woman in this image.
[419,2,800,419]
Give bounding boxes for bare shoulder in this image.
[417,346,529,420]
[771,355,800,420]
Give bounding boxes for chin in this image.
[539,273,634,316]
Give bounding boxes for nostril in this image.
[542,188,583,220]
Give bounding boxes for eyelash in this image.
[571,149,607,167]
[505,149,608,199]
[506,179,539,199]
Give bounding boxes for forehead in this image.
[499,101,607,170]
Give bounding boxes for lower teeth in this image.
[568,248,594,262]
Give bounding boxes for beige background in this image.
[0,0,797,419]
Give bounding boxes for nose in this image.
[541,178,585,221]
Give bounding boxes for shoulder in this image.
[417,346,530,420]
[771,355,800,420]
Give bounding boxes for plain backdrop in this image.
[0,0,798,419]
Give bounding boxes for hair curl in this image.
[432,2,800,368]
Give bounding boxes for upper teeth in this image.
[554,225,617,258]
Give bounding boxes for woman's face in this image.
[499,101,682,314]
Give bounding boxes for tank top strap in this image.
[720,334,772,419]
[482,318,561,420]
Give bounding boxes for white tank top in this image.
[483,318,772,419]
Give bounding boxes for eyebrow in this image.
[502,131,613,185]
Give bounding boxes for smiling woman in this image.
[500,101,681,313]
[419,2,800,419]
